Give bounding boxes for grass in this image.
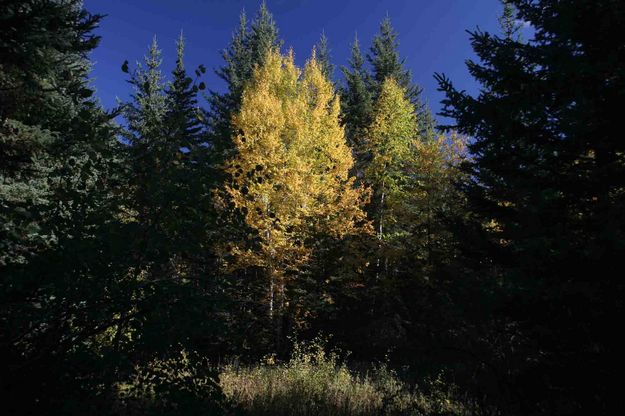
[220,340,475,416]
[113,340,485,415]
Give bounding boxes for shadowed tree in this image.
[436,0,625,412]
[122,37,170,266]
[341,34,374,151]
[498,0,522,40]
[162,33,211,253]
[1,0,134,412]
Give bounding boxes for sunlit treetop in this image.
[222,49,371,276]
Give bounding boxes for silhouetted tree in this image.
[436,0,624,413]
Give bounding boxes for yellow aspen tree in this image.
[365,77,418,262]
[221,49,369,333]
[364,78,468,275]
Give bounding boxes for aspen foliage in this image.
[221,49,370,282]
[364,77,467,268]
[365,77,418,243]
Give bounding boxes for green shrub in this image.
[115,349,227,416]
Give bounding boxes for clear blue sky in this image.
[87,0,504,123]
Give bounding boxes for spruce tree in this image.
[367,17,435,136]
[122,36,206,269]
[247,2,281,72]
[208,2,282,166]
[1,0,133,411]
[125,37,168,149]
[315,31,335,80]
[123,37,170,256]
[341,34,373,149]
[163,33,210,253]
[368,18,418,102]
[498,0,522,40]
[436,0,625,412]
[167,33,204,157]
[118,36,228,397]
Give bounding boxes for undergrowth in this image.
[220,340,478,416]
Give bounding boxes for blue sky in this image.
[87,0,504,123]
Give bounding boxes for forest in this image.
[0,0,622,415]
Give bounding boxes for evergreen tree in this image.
[0,121,56,266]
[1,0,133,412]
[0,0,101,122]
[163,33,211,251]
[123,37,171,261]
[340,34,373,149]
[315,31,335,80]
[498,0,522,40]
[436,0,625,412]
[118,36,228,405]
[207,10,248,161]
[167,33,204,157]
[341,17,436,156]
[121,36,209,306]
[247,2,281,71]
[208,2,282,167]
[367,17,435,136]
[125,37,168,149]
[368,17,417,102]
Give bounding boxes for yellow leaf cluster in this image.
[224,49,370,277]
[364,77,419,238]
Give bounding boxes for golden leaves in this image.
[222,49,370,277]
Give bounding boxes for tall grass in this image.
[113,341,486,415]
[220,340,475,416]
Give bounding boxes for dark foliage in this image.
[436,0,624,413]
[1,1,620,415]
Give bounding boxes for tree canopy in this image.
[1,1,620,414]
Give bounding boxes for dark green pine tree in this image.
[125,37,168,150]
[121,35,224,365]
[498,0,522,41]
[367,16,435,136]
[340,34,373,149]
[246,1,281,74]
[167,33,204,158]
[124,37,188,286]
[436,0,625,413]
[163,33,211,251]
[314,31,335,80]
[367,17,417,101]
[207,2,282,167]
[206,10,248,165]
[123,36,174,266]
[1,0,134,412]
